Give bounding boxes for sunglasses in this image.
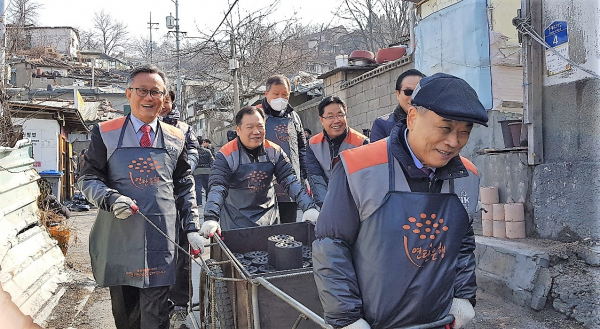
[402,89,414,96]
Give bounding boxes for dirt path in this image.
[45,209,115,329]
[46,208,586,329]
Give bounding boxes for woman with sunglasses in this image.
[370,69,426,142]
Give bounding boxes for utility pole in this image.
[175,1,182,115]
[147,12,159,63]
[0,0,6,88]
[166,1,183,116]
[230,32,240,113]
[520,0,543,165]
[91,58,95,88]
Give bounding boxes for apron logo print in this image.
[402,213,448,267]
[247,170,269,193]
[125,267,166,278]
[274,124,290,143]
[128,157,161,189]
[458,189,470,212]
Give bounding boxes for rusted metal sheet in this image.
[0,139,67,323]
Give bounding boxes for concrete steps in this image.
[475,236,600,328]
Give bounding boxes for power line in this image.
[514,16,600,79]
[183,0,240,59]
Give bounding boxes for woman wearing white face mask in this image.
[257,75,309,224]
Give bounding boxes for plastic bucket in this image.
[499,119,521,148]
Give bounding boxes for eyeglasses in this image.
[128,87,165,98]
[321,114,347,120]
[402,89,414,96]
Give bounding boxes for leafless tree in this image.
[6,0,42,26]
[78,29,102,51]
[127,36,152,63]
[5,0,42,54]
[92,10,129,56]
[336,0,411,52]
[180,2,314,102]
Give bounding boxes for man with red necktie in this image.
[78,64,203,329]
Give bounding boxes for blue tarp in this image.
[415,0,493,110]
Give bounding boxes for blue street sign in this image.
[544,21,568,47]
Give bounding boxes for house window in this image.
[10,70,16,85]
[198,119,204,129]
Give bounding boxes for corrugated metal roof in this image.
[81,100,124,122]
[0,140,68,322]
[8,100,90,133]
[25,58,71,69]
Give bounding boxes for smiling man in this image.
[200,106,318,236]
[78,64,202,329]
[306,96,369,208]
[312,73,487,329]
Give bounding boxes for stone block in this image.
[366,110,380,123]
[576,246,600,266]
[363,88,375,102]
[512,253,539,291]
[475,242,516,280]
[380,94,392,108]
[511,288,532,307]
[356,92,365,105]
[368,99,380,110]
[353,83,363,94]
[530,267,552,310]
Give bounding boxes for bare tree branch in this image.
[6,0,42,26]
[92,10,129,56]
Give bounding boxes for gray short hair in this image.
[126,64,168,89]
[414,105,429,115]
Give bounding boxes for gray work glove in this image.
[111,195,138,219]
[301,208,320,224]
[449,298,475,328]
[187,232,205,257]
[342,318,370,329]
[200,220,221,239]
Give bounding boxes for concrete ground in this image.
[45,206,588,329]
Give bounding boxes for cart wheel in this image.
[203,259,234,329]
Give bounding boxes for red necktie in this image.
[140,125,152,147]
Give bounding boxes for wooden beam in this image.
[521,0,544,165]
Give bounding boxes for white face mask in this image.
[269,97,289,113]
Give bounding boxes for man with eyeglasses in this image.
[78,64,203,329]
[313,73,485,329]
[370,69,426,142]
[306,96,369,208]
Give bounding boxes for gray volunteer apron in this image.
[265,116,293,202]
[220,145,278,230]
[89,116,178,288]
[352,142,470,328]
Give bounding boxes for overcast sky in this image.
[35,0,343,40]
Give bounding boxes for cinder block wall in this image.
[298,59,415,137]
[342,60,414,134]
